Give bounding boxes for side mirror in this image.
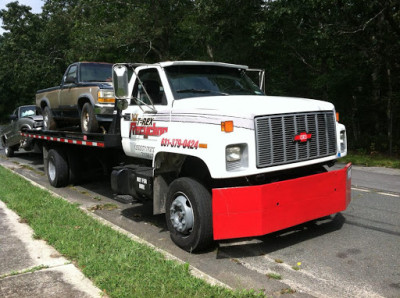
[9,114,17,121]
[113,64,129,99]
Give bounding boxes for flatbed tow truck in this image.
[22,61,351,252]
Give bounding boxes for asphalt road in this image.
[0,148,399,298]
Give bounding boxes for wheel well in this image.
[154,152,211,183]
[179,156,211,184]
[40,101,47,110]
[78,97,91,112]
[153,153,212,215]
[20,125,31,131]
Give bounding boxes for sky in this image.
[0,0,44,34]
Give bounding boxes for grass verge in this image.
[341,152,400,169]
[266,273,282,280]
[0,165,261,297]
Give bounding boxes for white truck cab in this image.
[111,61,350,251]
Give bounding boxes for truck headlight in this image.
[340,130,346,153]
[226,144,248,171]
[98,90,115,103]
[226,146,241,162]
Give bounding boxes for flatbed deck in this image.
[22,130,121,148]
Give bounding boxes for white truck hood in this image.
[172,95,334,119]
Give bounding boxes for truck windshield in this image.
[165,65,264,99]
[80,63,113,82]
[20,106,38,118]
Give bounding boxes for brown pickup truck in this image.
[36,62,115,133]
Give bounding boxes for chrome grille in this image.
[255,111,336,168]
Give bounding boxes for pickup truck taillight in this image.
[98,90,115,103]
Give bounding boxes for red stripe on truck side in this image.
[20,133,105,148]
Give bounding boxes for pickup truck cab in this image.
[1,105,43,157]
[36,62,115,133]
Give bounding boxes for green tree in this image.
[0,1,43,118]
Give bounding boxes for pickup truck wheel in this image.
[47,149,69,187]
[166,178,213,252]
[81,103,99,133]
[43,106,57,130]
[4,146,14,157]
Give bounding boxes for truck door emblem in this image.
[129,122,168,137]
[294,132,312,143]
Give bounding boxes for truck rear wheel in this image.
[43,106,57,130]
[81,103,99,133]
[47,149,69,187]
[166,177,213,252]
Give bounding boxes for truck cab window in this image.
[64,65,77,83]
[80,63,112,82]
[11,109,17,119]
[132,69,166,105]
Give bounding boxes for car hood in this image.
[28,115,44,121]
[171,95,334,119]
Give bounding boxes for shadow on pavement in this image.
[216,213,346,258]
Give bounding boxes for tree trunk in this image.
[386,64,393,156]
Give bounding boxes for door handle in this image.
[123,113,131,121]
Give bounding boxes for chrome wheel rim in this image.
[43,113,49,129]
[48,159,56,182]
[170,194,194,234]
[82,112,89,132]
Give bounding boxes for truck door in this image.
[120,67,169,160]
[7,108,19,145]
[59,64,79,118]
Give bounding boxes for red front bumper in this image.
[212,163,352,240]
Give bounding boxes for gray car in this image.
[1,105,43,157]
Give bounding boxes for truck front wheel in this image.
[166,178,213,252]
[81,103,99,133]
[47,149,69,187]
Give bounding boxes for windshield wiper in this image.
[176,89,228,95]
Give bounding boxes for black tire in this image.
[66,149,82,184]
[47,149,69,187]
[43,106,57,130]
[4,146,14,157]
[81,103,99,133]
[166,177,213,252]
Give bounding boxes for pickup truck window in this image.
[66,65,77,82]
[165,65,264,99]
[80,63,112,82]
